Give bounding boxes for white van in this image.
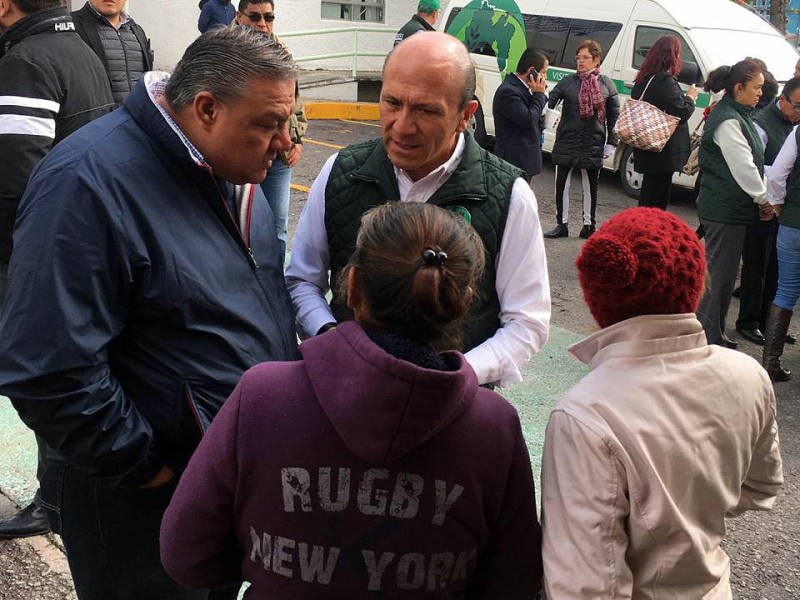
[440,0,800,197]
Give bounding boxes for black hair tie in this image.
[422,248,448,266]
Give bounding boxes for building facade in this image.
[65,0,432,71]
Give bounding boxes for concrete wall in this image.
[67,1,440,72]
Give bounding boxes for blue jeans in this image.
[774,225,800,311]
[41,466,239,600]
[259,159,292,258]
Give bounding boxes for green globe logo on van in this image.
[445,0,527,76]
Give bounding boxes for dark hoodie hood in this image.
[299,321,478,464]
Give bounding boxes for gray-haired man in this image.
[0,26,299,599]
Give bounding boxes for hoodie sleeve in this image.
[161,379,244,588]
[466,418,542,599]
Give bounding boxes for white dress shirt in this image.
[712,119,768,205]
[286,133,551,386]
[766,124,799,205]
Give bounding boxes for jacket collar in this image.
[569,314,708,370]
[720,92,755,117]
[0,7,72,58]
[123,72,210,174]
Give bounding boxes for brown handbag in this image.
[614,75,681,152]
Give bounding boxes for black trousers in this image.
[697,219,748,345]
[638,172,673,210]
[41,466,240,600]
[737,218,779,331]
[554,165,599,226]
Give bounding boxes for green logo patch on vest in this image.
[448,205,472,225]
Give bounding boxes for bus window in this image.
[564,19,623,67]
[633,26,698,70]
[525,15,570,67]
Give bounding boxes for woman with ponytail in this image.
[696,58,775,348]
[160,202,543,598]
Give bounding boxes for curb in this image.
[304,101,379,121]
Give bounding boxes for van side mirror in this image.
[678,60,703,86]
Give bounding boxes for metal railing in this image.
[280,26,395,77]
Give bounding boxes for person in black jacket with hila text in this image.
[0,0,113,543]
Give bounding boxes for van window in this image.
[526,16,622,68]
[633,27,698,70]
[446,7,622,70]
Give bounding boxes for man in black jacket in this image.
[394,0,439,46]
[0,0,113,541]
[72,0,154,106]
[492,48,548,180]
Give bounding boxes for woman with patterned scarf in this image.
[544,40,620,240]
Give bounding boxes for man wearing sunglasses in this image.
[198,0,234,33]
[735,76,800,349]
[236,0,307,258]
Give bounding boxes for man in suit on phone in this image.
[493,48,549,180]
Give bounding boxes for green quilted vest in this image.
[697,95,765,225]
[779,127,800,230]
[753,100,793,166]
[324,134,523,352]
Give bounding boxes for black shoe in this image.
[0,500,50,540]
[696,224,705,239]
[543,224,568,238]
[732,286,741,299]
[786,332,797,345]
[720,333,739,350]
[736,326,765,345]
[579,225,595,239]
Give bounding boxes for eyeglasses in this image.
[575,54,595,62]
[787,98,800,112]
[245,12,275,22]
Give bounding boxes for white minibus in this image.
[441,0,800,196]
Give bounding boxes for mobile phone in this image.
[528,71,539,83]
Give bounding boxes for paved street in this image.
[1,118,798,598]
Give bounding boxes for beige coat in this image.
[541,314,783,599]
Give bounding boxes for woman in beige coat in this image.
[541,207,783,598]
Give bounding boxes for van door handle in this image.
[623,81,634,89]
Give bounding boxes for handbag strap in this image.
[639,74,657,101]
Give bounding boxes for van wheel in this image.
[470,103,488,148]
[620,146,642,199]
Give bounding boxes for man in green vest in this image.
[736,76,800,345]
[286,31,551,388]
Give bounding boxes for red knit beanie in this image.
[575,207,706,328]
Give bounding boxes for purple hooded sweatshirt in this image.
[161,321,542,598]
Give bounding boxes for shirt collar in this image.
[394,133,465,188]
[144,72,210,170]
[514,73,533,94]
